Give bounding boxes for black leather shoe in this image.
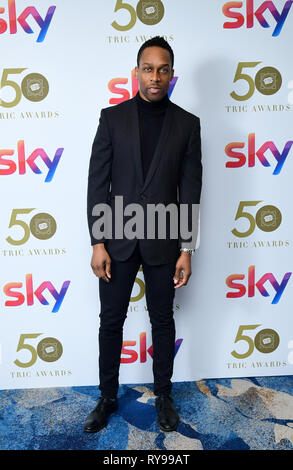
[155,395,179,432]
[83,397,118,433]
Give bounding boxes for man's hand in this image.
[91,243,111,282]
[173,252,192,289]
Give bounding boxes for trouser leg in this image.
[98,243,141,398]
[142,258,177,396]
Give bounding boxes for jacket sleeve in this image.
[87,109,113,246]
[178,117,202,250]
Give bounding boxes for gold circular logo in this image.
[136,0,164,25]
[255,205,282,232]
[255,67,282,96]
[30,212,57,240]
[254,329,280,354]
[37,337,63,362]
[130,266,145,302]
[21,73,49,102]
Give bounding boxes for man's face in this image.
[135,46,174,102]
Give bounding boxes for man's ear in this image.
[171,68,174,81]
[134,66,138,78]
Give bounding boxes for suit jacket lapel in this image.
[141,100,174,193]
[129,97,175,193]
[129,98,144,188]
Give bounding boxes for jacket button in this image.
[140,194,146,200]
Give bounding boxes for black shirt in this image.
[135,91,169,183]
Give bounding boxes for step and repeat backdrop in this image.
[0,0,293,390]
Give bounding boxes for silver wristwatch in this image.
[180,248,195,255]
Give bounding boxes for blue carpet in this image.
[1,376,293,450]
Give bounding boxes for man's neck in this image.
[136,91,169,108]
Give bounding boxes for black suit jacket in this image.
[87,96,202,265]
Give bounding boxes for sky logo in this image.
[226,265,292,304]
[0,140,64,182]
[121,332,183,363]
[108,68,178,105]
[0,0,56,42]
[222,0,293,36]
[3,274,70,313]
[225,133,293,175]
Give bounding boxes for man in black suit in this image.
[84,36,202,433]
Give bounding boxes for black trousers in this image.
[98,241,178,398]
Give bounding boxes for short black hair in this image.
[137,36,174,68]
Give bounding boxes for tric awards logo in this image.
[5,209,57,246]
[14,334,63,368]
[231,325,280,359]
[230,62,283,101]
[112,0,165,31]
[0,68,50,108]
[0,0,56,42]
[222,0,293,36]
[231,201,282,238]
